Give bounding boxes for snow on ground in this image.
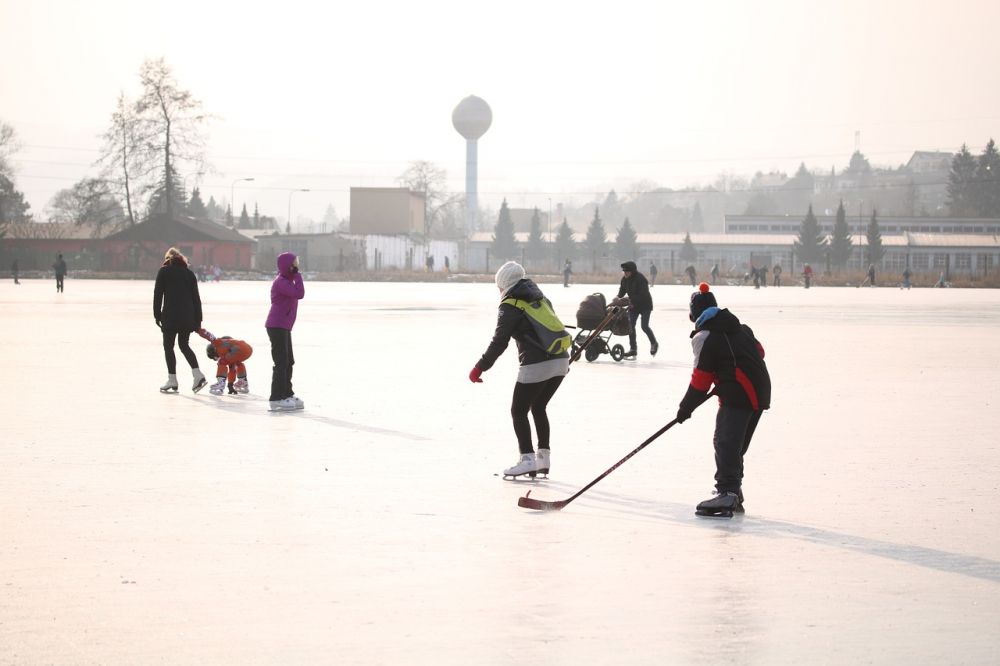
[2,277,999,665]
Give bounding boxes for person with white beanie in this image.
[469,261,571,479]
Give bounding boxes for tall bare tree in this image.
[47,178,126,235]
[0,119,19,178]
[97,93,146,226]
[397,160,461,237]
[134,58,209,220]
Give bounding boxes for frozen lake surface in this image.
[2,278,1000,664]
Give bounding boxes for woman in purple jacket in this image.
[266,252,305,411]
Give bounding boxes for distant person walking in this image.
[266,252,306,412]
[802,263,813,289]
[563,260,573,288]
[862,263,877,287]
[154,247,207,393]
[902,266,912,290]
[685,265,697,287]
[52,253,67,292]
[617,261,658,359]
[758,265,768,288]
[710,263,720,282]
[649,262,658,286]
[11,259,19,285]
[772,264,782,287]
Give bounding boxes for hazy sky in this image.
[2,0,999,224]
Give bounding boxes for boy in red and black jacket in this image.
[676,283,771,517]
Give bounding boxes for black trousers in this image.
[267,327,295,401]
[712,406,763,493]
[162,329,199,375]
[628,307,657,352]
[55,276,64,292]
[510,376,564,455]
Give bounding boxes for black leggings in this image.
[162,329,199,374]
[510,376,564,454]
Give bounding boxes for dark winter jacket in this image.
[153,259,203,332]
[617,261,653,311]
[679,307,771,414]
[478,279,569,371]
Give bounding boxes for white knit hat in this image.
[494,261,526,294]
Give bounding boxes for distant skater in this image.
[154,247,207,393]
[685,264,697,287]
[52,253,67,292]
[469,261,570,479]
[902,266,912,290]
[649,262,658,286]
[675,283,771,517]
[266,252,305,412]
[11,259,19,285]
[864,263,877,287]
[772,264,782,287]
[710,263,720,282]
[198,327,253,395]
[563,260,573,288]
[758,265,768,288]
[617,261,658,359]
[802,263,813,289]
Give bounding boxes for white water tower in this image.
[452,95,492,235]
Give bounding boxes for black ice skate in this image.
[623,349,637,360]
[695,491,742,518]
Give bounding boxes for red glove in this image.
[469,365,483,383]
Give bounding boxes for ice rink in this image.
[2,277,999,665]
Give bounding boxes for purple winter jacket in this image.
[265,252,305,330]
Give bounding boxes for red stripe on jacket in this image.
[690,368,715,392]
[734,368,759,410]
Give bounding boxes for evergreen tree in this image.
[679,231,697,263]
[188,187,207,219]
[947,144,978,217]
[975,138,1000,218]
[615,217,638,261]
[145,170,185,220]
[829,200,853,270]
[525,207,546,267]
[253,203,261,229]
[0,173,34,229]
[225,204,233,227]
[491,199,518,261]
[584,206,608,272]
[866,209,885,266]
[555,218,576,264]
[689,202,704,232]
[602,190,623,227]
[238,203,251,229]
[205,195,223,221]
[793,204,827,264]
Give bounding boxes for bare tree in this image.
[134,58,209,220]
[97,93,147,226]
[397,160,461,237]
[0,119,19,178]
[47,178,126,236]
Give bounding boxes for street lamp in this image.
[230,177,255,226]
[287,189,310,234]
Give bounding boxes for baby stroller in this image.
[570,293,631,362]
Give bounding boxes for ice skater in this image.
[685,264,697,287]
[469,261,571,479]
[153,247,207,393]
[11,259,19,285]
[563,259,573,287]
[772,264,782,287]
[649,262,658,286]
[266,252,305,411]
[802,263,813,288]
[901,267,912,290]
[52,253,67,292]
[675,283,771,517]
[198,328,253,395]
[617,261,658,359]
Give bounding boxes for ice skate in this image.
[192,369,207,393]
[233,378,249,394]
[209,378,226,395]
[289,395,305,410]
[623,349,637,360]
[269,397,298,412]
[503,453,538,479]
[159,374,178,393]
[695,490,742,518]
[650,341,659,356]
[535,449,551,476]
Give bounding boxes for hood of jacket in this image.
[503,278,544,302]
[694,307,743,334]
[620,261,638,272]
[276,252,297,278]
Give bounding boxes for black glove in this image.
[676,408,692,424]
[155,319,162,329]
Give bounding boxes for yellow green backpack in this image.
[502,297,572,356]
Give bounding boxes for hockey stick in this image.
[518,418,680,511]
[569,306,621,364]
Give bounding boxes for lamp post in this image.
[230,177,255,226]
[287,188,310,234]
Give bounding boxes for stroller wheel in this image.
[610,344,626,362]
[584,345,601,362]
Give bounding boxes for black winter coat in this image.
[617,267,653,311]
[153,261,203,332]
[478,279,569,370]
[679,308,771,413]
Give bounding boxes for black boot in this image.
[695,491,741,517]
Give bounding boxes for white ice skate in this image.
[535,449,551,476]
[269,397,298,412]
[503,453,539,479]
[192,369,207,393]
[159,374,178,393]
[233,378,249,394]
[290,395,304,410]
[209,378,226,396]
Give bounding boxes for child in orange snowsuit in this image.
[197,328,253,395]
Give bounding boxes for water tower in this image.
[452,95,492,235]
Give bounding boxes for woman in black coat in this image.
[153,247,207,393]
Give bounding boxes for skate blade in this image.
[502,472,542,481]
[159,387,178,393]
[695,509,734,519]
